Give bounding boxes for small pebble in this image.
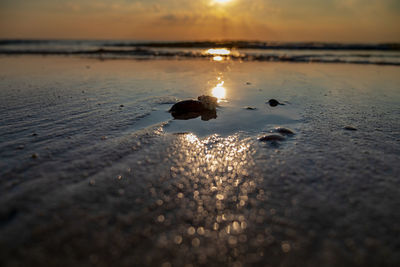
[17,145,25,150]
[31,153,39,159]
[274,127,295,135]
[266,99,284,107]
[120,104,124,107]
[259,134,286,142]
[246,82,252,85]
[32,133,37,136]
[344,126,357,131]
[245,106,257,110]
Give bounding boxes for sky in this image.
[0,0,399,42]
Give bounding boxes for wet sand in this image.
[0,56,400,266]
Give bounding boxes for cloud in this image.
[0,0,399,41]
[159,14,203,24]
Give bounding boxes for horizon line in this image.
[0,38,400,45]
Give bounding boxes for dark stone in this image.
[171,110,217,121]
[200,110,217,121]
[169,97,218,121]
[245,107,257,110]
[169,100,205,114]
[266,99,284,107]
[274,127,295,135]
[344,126,357,131]
[259,134,286,142]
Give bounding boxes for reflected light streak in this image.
[185,133,199,144]
[171,133,255,251]
[213,56,223,61]
[212,81,226,100]
[206,48,231,56]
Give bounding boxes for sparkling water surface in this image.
[0,56,399,266]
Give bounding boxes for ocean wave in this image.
[2,39,399,50]
[1,40,399,66]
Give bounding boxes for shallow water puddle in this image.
[163,102,301,137]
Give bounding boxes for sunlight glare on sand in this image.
[213,56,223,61]
[212,81,226,100]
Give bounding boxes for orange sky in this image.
[0,0,399,42]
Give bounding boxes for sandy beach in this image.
[1,55,400,266]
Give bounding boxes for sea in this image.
[1,39,400,65]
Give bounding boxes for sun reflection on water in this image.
[165,133,256,257]
[118,128,281,265]
[206,48,231,56]
[212,81,226,101]
[185,133,199,144]
[213,56,223,61]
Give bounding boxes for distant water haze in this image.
[0,0,399,42]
